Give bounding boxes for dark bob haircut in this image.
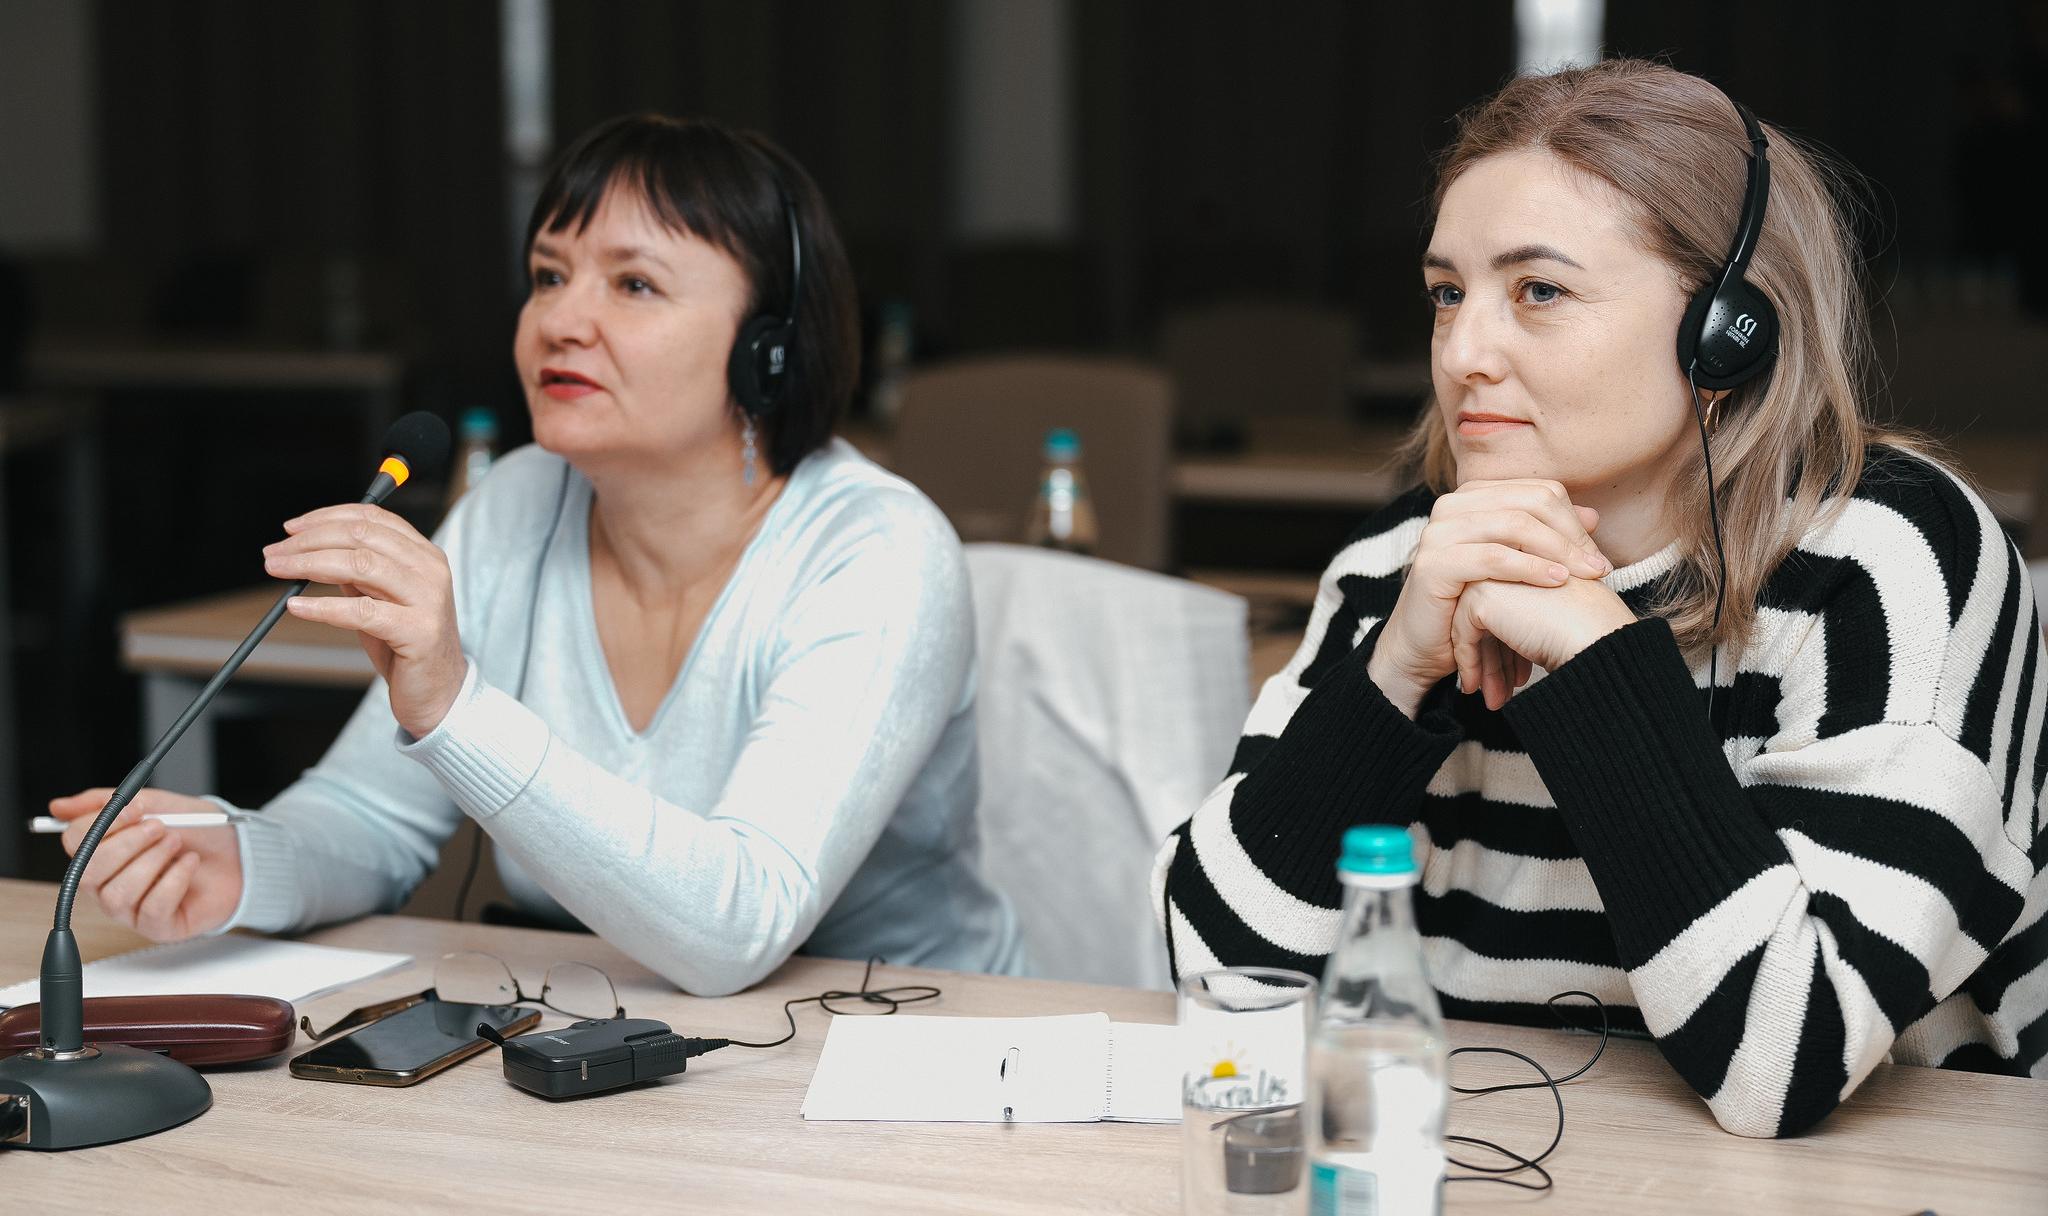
[524,114,859,478]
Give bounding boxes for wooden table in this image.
[847,416,2044,522]
[120,586,374,794]
[2,880,2042,1213]
[1170,419,1409,509]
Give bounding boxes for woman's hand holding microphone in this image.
[49,504,466,943]
[1366,479,1634,717]
[264,503,468,740]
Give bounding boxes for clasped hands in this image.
[1365,480,1639,718]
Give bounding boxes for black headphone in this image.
[726,180,804,417]
[1684,85,1776,727]
[1676,90,1778,391]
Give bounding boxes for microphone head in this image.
[379,411,452,486]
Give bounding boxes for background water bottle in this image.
[1023,426,1098,555]
[1306,826,1449,1216]
[444,406,499,514]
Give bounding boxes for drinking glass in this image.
[1178,967,1317,1215]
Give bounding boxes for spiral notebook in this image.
[800,1012,1181,1124]
[0,933,412,1009]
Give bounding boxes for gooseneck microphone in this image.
[0,411,450,1150]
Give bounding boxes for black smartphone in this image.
[289,998,541,1087]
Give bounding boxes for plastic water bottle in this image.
[1023,427,1098,556]
[444,407,499,514]
[1306,826,1449,1215]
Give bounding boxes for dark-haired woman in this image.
[55,115,1023,993]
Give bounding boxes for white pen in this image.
[28,812,239,834]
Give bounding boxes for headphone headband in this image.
[728,159,806,418]
[777,182,803,328]
[1676,82,1779,392]
[1719,96,1770,281]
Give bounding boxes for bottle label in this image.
[1309,1162,1378,1215]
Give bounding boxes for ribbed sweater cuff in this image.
[223,809,303,935]
[1231,629,1462,881]
[398,661,550,820]
[1503,618,1785,958]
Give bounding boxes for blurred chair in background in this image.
[894,355,1174,570]
[1159,299,1357,444]
[964,543,1248,989]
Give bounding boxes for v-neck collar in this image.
[564,464,802,742]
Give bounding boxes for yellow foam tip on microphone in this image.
[368,412,451,503]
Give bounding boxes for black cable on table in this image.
[702,956,942,1053]
[1443,990,1610,1193]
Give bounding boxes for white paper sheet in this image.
[801,1012,1182,1124]
[0,934,412,1009]
[1105,1020,1181,1122]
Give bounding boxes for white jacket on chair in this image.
[965,544,1249,989]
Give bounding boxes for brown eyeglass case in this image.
[0,994,297,1066]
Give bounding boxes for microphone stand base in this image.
[0,1042,211,1149]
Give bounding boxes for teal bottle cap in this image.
[460,407,497,438]
[1044,427,1080,460]
[1339,825,1415,877]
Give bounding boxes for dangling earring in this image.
[741,415,758,487]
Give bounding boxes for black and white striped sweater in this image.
[1154,446,2048,1137]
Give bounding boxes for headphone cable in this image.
[1689,370,1730,727]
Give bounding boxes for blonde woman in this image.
[1156,60,2047,1137]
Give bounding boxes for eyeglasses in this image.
[300,951,624,1042]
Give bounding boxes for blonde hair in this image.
[1402,59,1927,656]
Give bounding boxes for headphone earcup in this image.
[1677,277,1779,391]
[728,315,793,416]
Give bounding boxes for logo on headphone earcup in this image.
[728,314,794,416]
[1677,278,1779,391]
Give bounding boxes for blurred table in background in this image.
[851,414,2042,687]
[848,416,2040,523]
[1171,418,1407,508]
[845,417,1408,514]
[26,340,403,462]
[120,586,373,796]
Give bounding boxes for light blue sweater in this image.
[222,439,1023,994]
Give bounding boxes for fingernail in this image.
[1548,564,1569,582]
